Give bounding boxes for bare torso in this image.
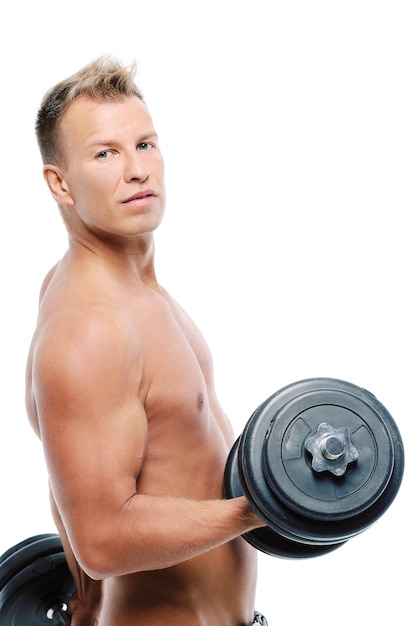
[26,250,258,626]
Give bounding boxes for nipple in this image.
[196,392,205,411]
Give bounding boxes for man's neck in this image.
[67,228,160,291]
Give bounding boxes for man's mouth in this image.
[123,190,156,203]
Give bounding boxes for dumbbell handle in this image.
[47,603,70,625]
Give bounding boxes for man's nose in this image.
[123,151,149,183]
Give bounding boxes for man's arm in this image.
[49,487,102,624]
[33,309,262,580]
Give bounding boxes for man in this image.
[25,56,268,625]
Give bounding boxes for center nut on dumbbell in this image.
[304,422,359,476]
[223,377,404,559]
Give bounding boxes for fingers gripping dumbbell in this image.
[224,377,405,558]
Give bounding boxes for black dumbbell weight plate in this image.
[0,534,64,590]
[239,378,404,545]
[224,438,345,558]
[264,389,393,518]
[0,535,57,567]
[0,535,74,625]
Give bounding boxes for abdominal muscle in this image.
[100,538,258,626]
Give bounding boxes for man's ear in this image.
[43,165,74,207]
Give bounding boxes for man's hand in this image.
[66,588,102,626]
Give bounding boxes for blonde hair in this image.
[36,55,144,164]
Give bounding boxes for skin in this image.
[25,94,264,626]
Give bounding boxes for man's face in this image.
[56,94,165,241]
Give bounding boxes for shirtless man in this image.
[25,56,267,626]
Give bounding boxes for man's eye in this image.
[96,150,111,159]
[137,142,153,151]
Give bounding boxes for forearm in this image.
[72,494,262,579]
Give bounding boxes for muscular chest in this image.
[131,292,226,497]
[136,292,212,428]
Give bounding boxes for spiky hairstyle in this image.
[36,55,144,164]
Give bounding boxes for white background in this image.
[0,1,415,623]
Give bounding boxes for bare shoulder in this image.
[34,303,143,388]
[32,255,145,384]
[38,261,60,303]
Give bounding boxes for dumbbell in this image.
[223,377,405,558]
[0,378,405,624]
[0,534,74,625]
